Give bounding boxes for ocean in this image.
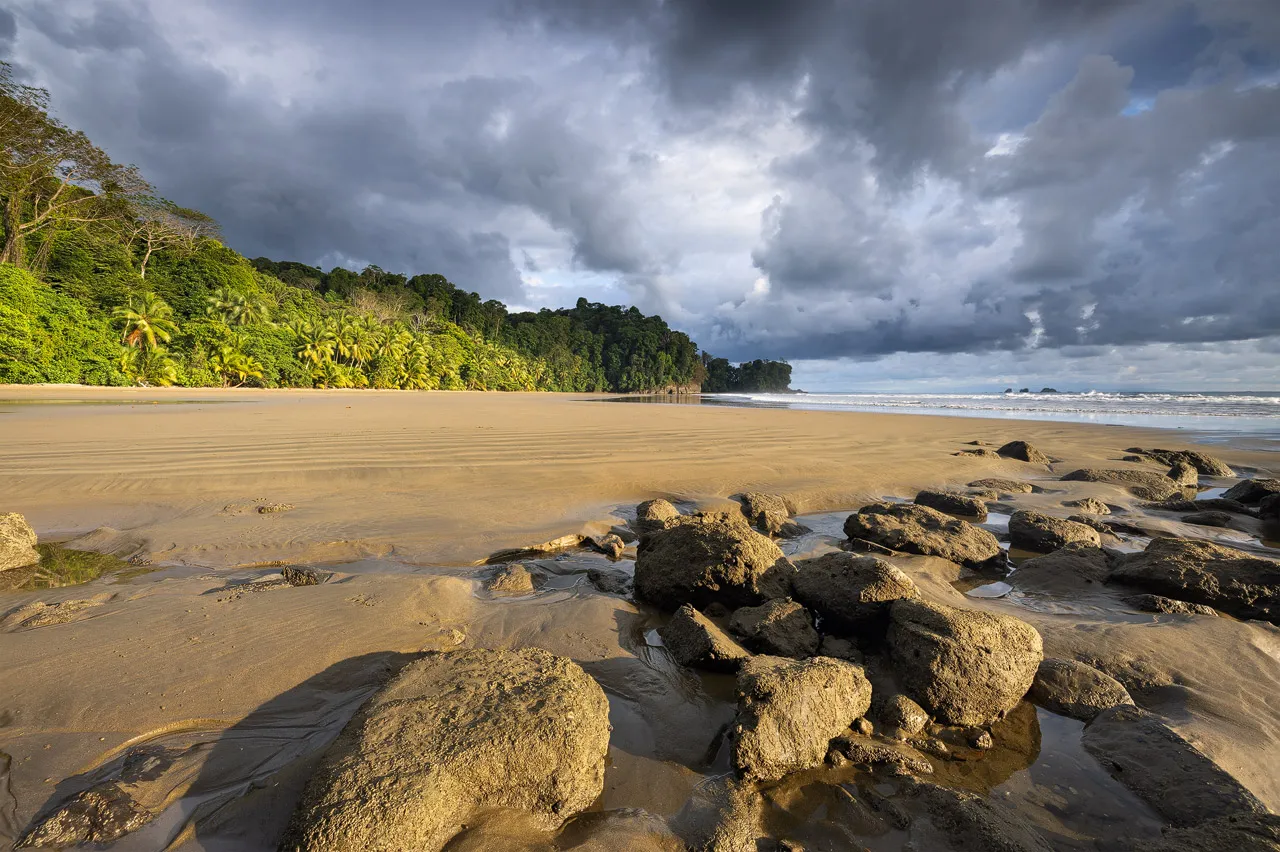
[704,391,1280,441]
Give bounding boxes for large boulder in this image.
[1008,510,1102,553]
[887,600,1043,726]
[1260,492,1280,521]
[1127,448,1235,478]
[634,512,795,611]
[280,648,610,852]
[728,598,819,658]
[1222,478,1280,505]
[1183,511,1234,528]
[997,441,1051,464]
[1027,658,1132,722]
[1012,543,1115,590]
[844,503,1004,569]
[659,605,751,672]
[791,552,919,634]
[1060,468,1187,501]
[634,499,681,534]
[731,655,872,782]
[1167,461,1200,488]
[915,489,987,521]
[1082,705,1270,828]
[1,512,39,572]
[1108,538,1280,624]
[737,492,807,538]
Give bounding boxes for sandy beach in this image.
[1,388,1278,850]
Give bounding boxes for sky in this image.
[2,0,1278,391]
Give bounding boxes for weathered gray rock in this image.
[968,478,1034,494]
[0,512,39,572]
[728,598,819,658]
[1222,478,1280,505]
[737,492,808,538]
[1122,593,1217,617]
[659,604,751,672]
[997,441,1051,464]
[1126,448,1235,478]
[915,489,987,520]
[888,599,1043,726]
[634,512,795,611]
[1168,461,1200,488]
[731,655,872,781]
[844,503,1004,568]
[1082,705,1269,828]
[1183,511,1234,528]
[1060,468,1187,500]
[1109,538,1280,624]
[1008,510,1102,552]
[1027,658,1132,722]
[280,648,610,852]
[1064,497,1111,515]
[878,693,930,734]
[1012,543,1115,589]
[791,552,919,634]
[634,499,681,534]
[485,563,543,595]
[587,567,632,596]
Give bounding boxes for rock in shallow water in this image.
[634,512,795,611]
[1027,658,1132,722]
[1060,468,1187,501]
[791,552,919,635]
[915,489,988,520]
[1222,478,1280,505]
[1122,593,1217,617]
[1108,538,1280,624]
[1008,510,1102,553]
[843,503,1004,569]
[280,648,611,852]
[659,604,750,672]
[485,562,544,595]
[732,655,872,782]
[737,492,808,538]
[888,599,1043,726]
[728,597,819,658]
[586,566,632,595]
[0,512,39,572]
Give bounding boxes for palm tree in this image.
[119,345,178,386]
[209,344,264,387]
[206,287,270,326]
[113,292,177,349]
[289,319,335,367]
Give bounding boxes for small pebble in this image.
[969,730,994,750]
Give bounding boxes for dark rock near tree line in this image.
[844,503,1004,569]
[1109,538,1280,624]
[728,598,819,658]
[1082,705,1270,829]
[635,512,795,611]
[887,599,1043,726]
[731,655,872,782]
[659,604,750,672]
[997,441,1051,464]
[1008,510,1101,552]
[1027,658,1132,722]
[791,552,919,634]
[915,489,987,520]
[279,648,611,852]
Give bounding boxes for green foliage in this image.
[701,354,792,393]
[0,264,124,384]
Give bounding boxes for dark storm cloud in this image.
[6,0,1280,375]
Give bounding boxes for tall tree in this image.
[126,195,219,278]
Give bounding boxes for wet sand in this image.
[1,387,1277,849]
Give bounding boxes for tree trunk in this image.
[0,195,25,267]
[139,239,154,279]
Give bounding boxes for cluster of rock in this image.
[1,512,40,573]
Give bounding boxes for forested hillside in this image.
[0,62,787,392]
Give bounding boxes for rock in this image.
[634,512,795,611]
[1008,510,1101,553]
[587,533,626,559]
[954,448,1000,458]
[484,534,587,564]
[1109,538,1280,624]
[280,648,611,852]
[610,525,639,544]
[888,599,1043,726]
[968,479,1034,494]
[915,489,987,520]
[1067,514,1113,536]
[1060,469,1187,501]
[1082,705,1269,828]
[968,488,1002,500]
[671,776,764,852]
[1027,658,1132,722]
[1145,497,1257,516]
[586,567,632,595]
[1183,511,1234,528]
[1168,461,1200,488]
[817,636,863,664]
[1012,543,1114,588]
[737,492,808,538]
[728,598,819,658]
[996,441,1051,464]
[1064,497,1111,515]
[1123,455,1146,462]
[18,787,152,848]
[902,782,1055,852]
[1113,814,1280,852]
[1126,448,1235,478]
[1222,478,1280,505]
[485,562,543,595]
[634,498,681,534]
[878,693,930,734]
[843,503,1004,569]
[257,502,295,514]
[0,512,39,572]
[659,604,751,672]
[969,730,994,750]
[281,565,330,586]
[1260,493,1280,521]
[1122,594,1217,616]
[832,737,933,775]
[731,655,872,782]
[852,717,875,737]
[791,552,919,634]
